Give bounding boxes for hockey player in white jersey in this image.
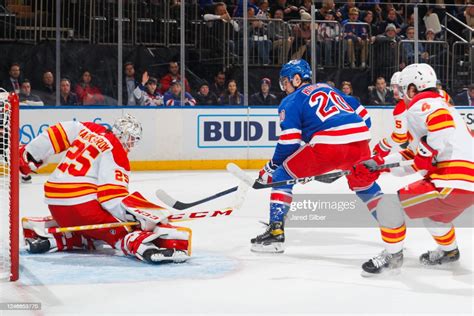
[353,64,473,275]
[19,114,191,264]
[372,71,409,158]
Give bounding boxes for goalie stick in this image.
[43,207,233,234]
[227,160,414,189]
[156,186,239,210]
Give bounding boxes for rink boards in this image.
[19,105,474,172]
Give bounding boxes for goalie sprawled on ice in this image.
[19,114,191,264]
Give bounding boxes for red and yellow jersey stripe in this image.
[97,184,129,203]
[45,181,97,199]
[426,108,455,132]
[391,132,408,144]
[430,160,474,183]
[47,123,71,154]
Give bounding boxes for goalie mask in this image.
[112,114,143,151]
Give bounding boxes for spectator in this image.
[203,2,240,59]
[326,80,336,88]
[312,0,335,20]
[342,7,369,68]
[340,81,355,97]
[400,13,425,38]
[270,0,299,21]
[210,71,227,99]
[195,81,218,105]
[250,78,278,105]
[256,0,270,19]
[400,26,429,66]
[317,10,340,66]
[298,0,312,17]
[123,62,139,105]
[362,10,378,40]
[75,70,105,105]
[163,80,196,106]
[337,0,357,21]
[37,71,56,105]
[2,63,22,93]
[233,0,259,18]
[377,8,401,35]
[249,17,272,65]
[268,9,293,64]
[133,71,163,106]
[19,80,44,106]
[159,61,191,94]
[289,12,312,60]
[454,84,474,106]
[368,76,394,105]
[219,80,244,105]
[373,23,400,71]
[59,78,79,106]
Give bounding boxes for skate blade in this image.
[361,267,401,278]
[420,260,460,269]
[251,242,284,254]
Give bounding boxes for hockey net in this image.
[0,90,19,281]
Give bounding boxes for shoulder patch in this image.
[279,110,286,122]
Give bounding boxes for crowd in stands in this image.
[3,58,473,107]
[199,0,473,69]
[1,1,473,106]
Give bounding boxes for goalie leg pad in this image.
[121,230,190,264]
[22,216,95,253]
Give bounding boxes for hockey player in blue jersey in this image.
[251,59,383,253]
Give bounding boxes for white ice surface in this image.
[1,170,473,315]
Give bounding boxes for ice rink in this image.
[2,170,473,315]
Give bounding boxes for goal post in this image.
[0,90,19,281]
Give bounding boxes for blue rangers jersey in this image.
[272,83,371,165]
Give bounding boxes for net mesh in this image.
[0,91,12,280]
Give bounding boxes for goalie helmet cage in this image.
[0,91,19,282]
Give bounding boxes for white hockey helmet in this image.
[112,114,142,151]
[399,63,437,98]
[390,71,401,87]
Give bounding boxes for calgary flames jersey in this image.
[378,99,409,152]
[26,121,130,219]
[393,91,473,191]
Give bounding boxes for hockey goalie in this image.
[20,114,191,264]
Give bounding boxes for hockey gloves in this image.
[19,145,43,175]
[372,140,391,158]
[258,160,278,184]
[349,156,386,190]
[414,136,438,172]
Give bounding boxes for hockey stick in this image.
[156,186,239,210]
[227,160,414,190]
[44,207,234,234]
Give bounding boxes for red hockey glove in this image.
[372,140,391,158]
[19,145,42,175]
[414,137,438,172]
[348,156,386,190]
[258,160,278,184]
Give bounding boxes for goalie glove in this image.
[19,145,43,175]
[258,160,278,184]
[414,136,438,172]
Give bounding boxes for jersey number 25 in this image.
[309,91,354,121]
